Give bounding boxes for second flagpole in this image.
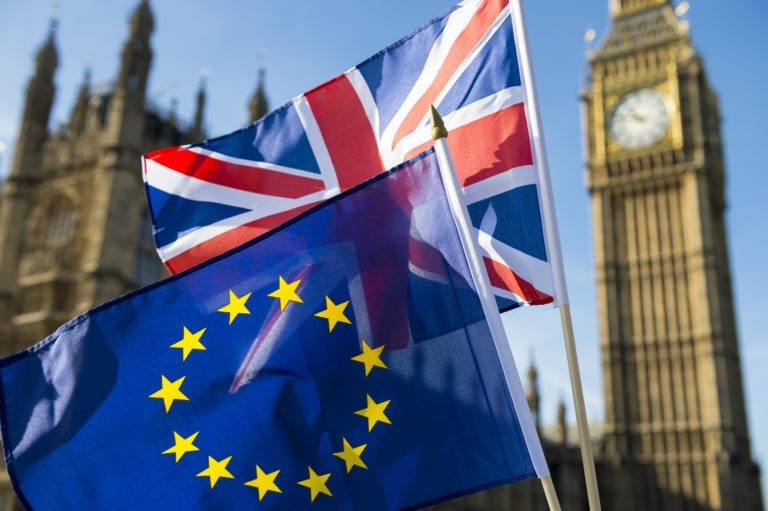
[507,0,602,508]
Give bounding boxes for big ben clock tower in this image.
[583,0,763,509]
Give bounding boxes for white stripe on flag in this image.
[293,97,340,190]
[145,159,264,210]
[186,147,325,181]
[379,0,481,153]
[444,85,525,132]
[346,68,387,162]
[475,228,555,298]
[462,163,536,205]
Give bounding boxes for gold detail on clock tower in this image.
[611,0,668,18]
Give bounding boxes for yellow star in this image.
[169,326,207,361]
[162,431,200,463]
[267,275,303,311]
[244,465,282,501]
[351,339,387,376]
[297,466,332,502]
[333,438,368,473]
[149,375,189,413]
[217,289,252,325]
[355,393,392,432]
[196,455,235,488]
[314,296,352,332]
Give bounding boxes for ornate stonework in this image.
[583,0,763,509]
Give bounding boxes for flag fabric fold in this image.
[1,150,547,510]
[143,0,557,310]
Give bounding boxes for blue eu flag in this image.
[0,149,546,510]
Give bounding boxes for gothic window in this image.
[21,285,47,314]
[131,215,164,287]
[45,206,76,246]
[20,196,78,276]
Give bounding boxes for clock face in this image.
[608,89,670,149]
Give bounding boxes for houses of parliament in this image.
[0,0,762,509]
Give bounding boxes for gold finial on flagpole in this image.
[430,105,447,140]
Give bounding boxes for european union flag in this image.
[0,149,547,510]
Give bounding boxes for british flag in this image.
[142,0,560,310]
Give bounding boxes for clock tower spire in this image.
[611,0,669,18]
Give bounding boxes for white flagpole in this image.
[508,0,602,509]
[431,107,560,511]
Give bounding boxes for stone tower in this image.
[582,0,763,509]
[0,22,58,340]
[0,2,212,507]
[0,0,204,354]
[248,68,269,124]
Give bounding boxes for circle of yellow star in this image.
[351,339,387,376]
[267,276,303,311]
[354,393,392,432]
[169,326,207,361]
[196,455,235,488]
[162,431,200,463]
[149,375,189,413]
[333,438,368,473]
[217,289,252,325]
[244,465,282,501]
[297,466,332,502]
[314,296,352,332]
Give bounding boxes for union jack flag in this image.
[143,0,561,310]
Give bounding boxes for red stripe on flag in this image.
[484,257,553,306]
[404,103,533,186]
[450,103,532,186]
[361,265,410,350]
[165,202,321,273]
[148,147,325,199]
[305,75,384,190]
[392,0,507,148]
[409,236,446,277]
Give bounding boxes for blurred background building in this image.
[0,0,762,509]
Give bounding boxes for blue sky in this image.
[1,0,766,499]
